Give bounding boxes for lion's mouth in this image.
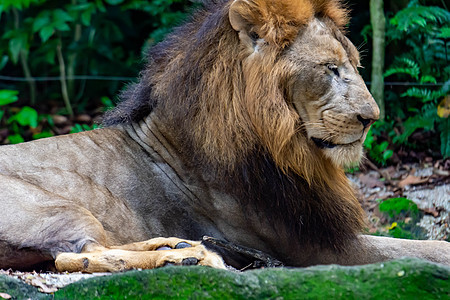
[311,137,337,149]
[311,137,362,149]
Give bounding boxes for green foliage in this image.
[378,197,425,240]
[364,126,393,166]
[379,197,419,219]
[0,89,18,106]
[70,123,99,133]
[0,0,193,119]
[7,106,38,128]
[0,89,18,125]
[379,0,450,159]
[389,0,450,32]
[0,89,54,144]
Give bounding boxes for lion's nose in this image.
[357,115,376,128]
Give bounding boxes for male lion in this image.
[0,0,449,272]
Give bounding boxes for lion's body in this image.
[0,0,449,272]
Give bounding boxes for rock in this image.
[0,258,448,299]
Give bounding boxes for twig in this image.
[56,39,74,117]
[202,236,284,268]
[13,8,36,105]
[365,159,393,184]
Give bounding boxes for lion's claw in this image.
[175,242,192,249]
[156,246,172,251]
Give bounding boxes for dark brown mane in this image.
[103,0,365,252]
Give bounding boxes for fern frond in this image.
[438,27,450,39]
[393,114,436,144]
[401,87,443,103]
[390,4,450,32]
[420,75,437,84]
[384,58,420,79]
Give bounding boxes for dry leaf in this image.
[422,207,440,218]
[398,175,429,188]
[0,293,11,299]
[437,96,449,118]
[358,173,384,189]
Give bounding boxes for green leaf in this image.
[7,106,38,128]
[363,128,374,150]
[81,10,93,26]
[54,22,71,32]
[438,27,450,39]
[0,110,4,122]
[95,0,106,12]
[377,141,389,152]
[39,25,55,42]
[33,130,54,140]
[101,96,115,110]
[53,9,73,23]
[419,75,437,84]
[7,133,25,144]
[382,150,394,161]
[8,34,28,64]
[0,90,19,106]
[32,11,50,33]
[0,55,9,70]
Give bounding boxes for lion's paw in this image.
[55,242,226,273]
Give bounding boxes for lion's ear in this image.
[229,0,252,33]
[229,0,262,51]
[229,0,311,49]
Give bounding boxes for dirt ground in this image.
[350,159,449,240]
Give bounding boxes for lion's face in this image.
[285,19,379,167]
[229,1,379,170]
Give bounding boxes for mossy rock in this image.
[1,258,448,299]
[0,275,47,299]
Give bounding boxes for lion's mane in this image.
[104,0,365,251]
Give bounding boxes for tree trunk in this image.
[370,0,386,121]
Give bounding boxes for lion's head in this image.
[228,0,379,174]
[105,0,378,184]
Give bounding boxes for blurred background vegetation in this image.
[0,0,449,166]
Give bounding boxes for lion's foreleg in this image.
[109,237,202,251]
[55,242,226,273]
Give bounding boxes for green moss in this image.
[54,258,449,300]
[379,197,419,219]
[1,258,448,299]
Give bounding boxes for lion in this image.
[0,0,448,273]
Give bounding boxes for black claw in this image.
[163,262,176,267]
[175,242,192,249]
[156,246,172,251]
[182,257,199,266]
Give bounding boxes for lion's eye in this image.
[327,64,340,77]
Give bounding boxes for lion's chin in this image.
[318,141,364,169]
